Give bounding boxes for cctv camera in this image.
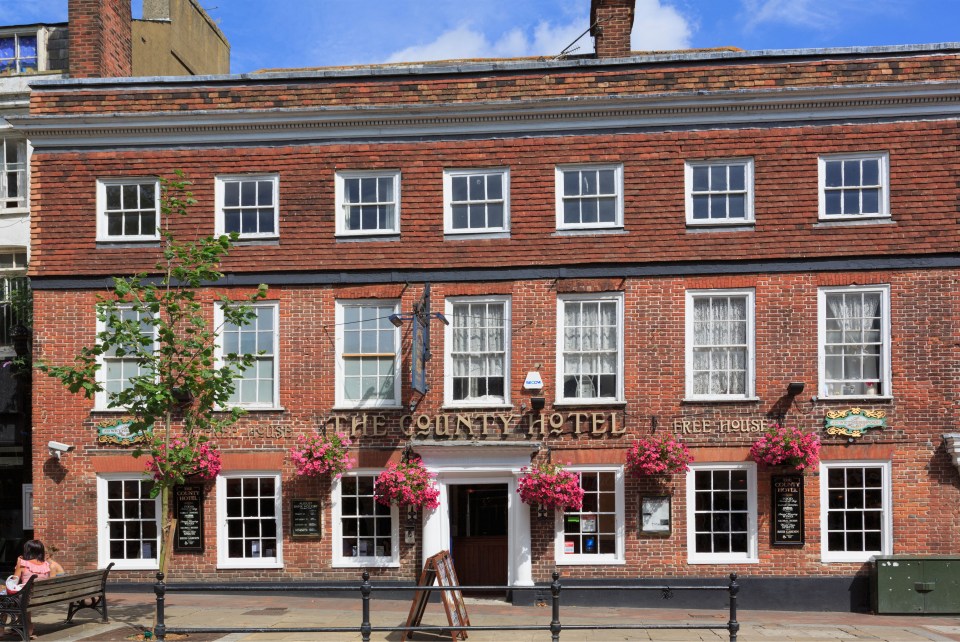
[48,441,75,459]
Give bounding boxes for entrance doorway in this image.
[449,484,508,595]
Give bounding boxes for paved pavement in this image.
[23,590,960,642]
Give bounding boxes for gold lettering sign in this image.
[320,412,626,439]
[674,418,767,435]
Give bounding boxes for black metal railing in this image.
[153,571,740,641]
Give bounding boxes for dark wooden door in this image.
[450,485,508,595]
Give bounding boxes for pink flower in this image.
[750,424,821,471]
[289,431,354,478]
[626,435,693,477]
[374,456,440,511]
[516,462,584,511]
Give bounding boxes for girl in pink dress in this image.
[11,540,65,638]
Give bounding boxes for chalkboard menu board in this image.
[404,550,469,641]
[174,485,204,552]
[771,475,804,546]
[291,498,321,539]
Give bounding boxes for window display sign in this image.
[641,496,671,534]
[771,475,804,546]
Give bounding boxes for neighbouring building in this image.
[12,0,960,611]
[0,0,227,569]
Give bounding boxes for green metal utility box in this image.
[873,556,960,614]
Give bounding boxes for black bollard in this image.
[153,572,166,642]
[727,572,740,642]
[360,571,372,642]
[550,570,561,642]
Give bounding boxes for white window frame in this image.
[95,305,158,411]
[684,158,754,225]
[443,296,511,407]
[215,301,280,409]
[216,472,283,569]
[96,178,161,242]
[442,168,509,235]
[685,289,755,400]
[818,152,890,221]
[0,30,42,74]
[335,299,401,409]
[214,174,279,239]
[96,474,161,571]
[331,470,400,568]
[818,285,892,399]
[0,136,28,213]
[555,292,624,404]
[686,462,758,564]
[334,170,401,237]
[820,460,893,563]
[555,164,624,230]
[554,465,625,565]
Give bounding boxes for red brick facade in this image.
[67,0,132,79]
[17,38,960,609]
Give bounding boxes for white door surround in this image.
[414,442,539,588]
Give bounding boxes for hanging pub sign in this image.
[96,419,151,445]
[173,484,204,552]
[824,408,886,438]
[771,475,804,546]
[411,313,428,395]
[290,498,322,539]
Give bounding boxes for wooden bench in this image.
[0,563,113,641]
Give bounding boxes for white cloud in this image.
[386,19,589,63]
[386,0,696,64]
[739,0,900,31]
[631,0,694,51]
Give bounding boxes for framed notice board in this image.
[771,475,804,546]
[173,484,204,552]
[291,498,322,539]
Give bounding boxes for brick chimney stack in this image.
[68,0,133,78]
[590,0,636,58]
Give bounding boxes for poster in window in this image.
[641,496,671,534]
[581,515,597,533]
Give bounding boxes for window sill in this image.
[0,208,28,216]
[335,233,400,241]
[814,217,894,228]
[332,560,401,569]
[443,231,510,241]
[332,404,403,411]
[815,395,892,403]
[441,404,513,411]
[96,240,161,249]
[230,237,280,246]
[217,560,283,570]
[686,223,755,233]
[221,405,286,412]
[682,397,761,404]
[553,227,626,237]
[555,558,625,566]
[92,407,133,414]
[687,557,759,565]
[552,400,627,408]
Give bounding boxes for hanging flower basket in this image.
[289,431,354,478]
[750,424,821,472]
[374,455,440,511]
[517,462,584,511]
[146,437,222,485]
[626,435,693,477]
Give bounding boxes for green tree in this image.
[40,173,266,574]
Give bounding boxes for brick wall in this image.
[31,269,960,581]
[67,0,132,78]
[27,120,960,277]
[591,0,635,58]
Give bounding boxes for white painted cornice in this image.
[10,80,960,149]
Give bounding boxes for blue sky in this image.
[3,0,959,74]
